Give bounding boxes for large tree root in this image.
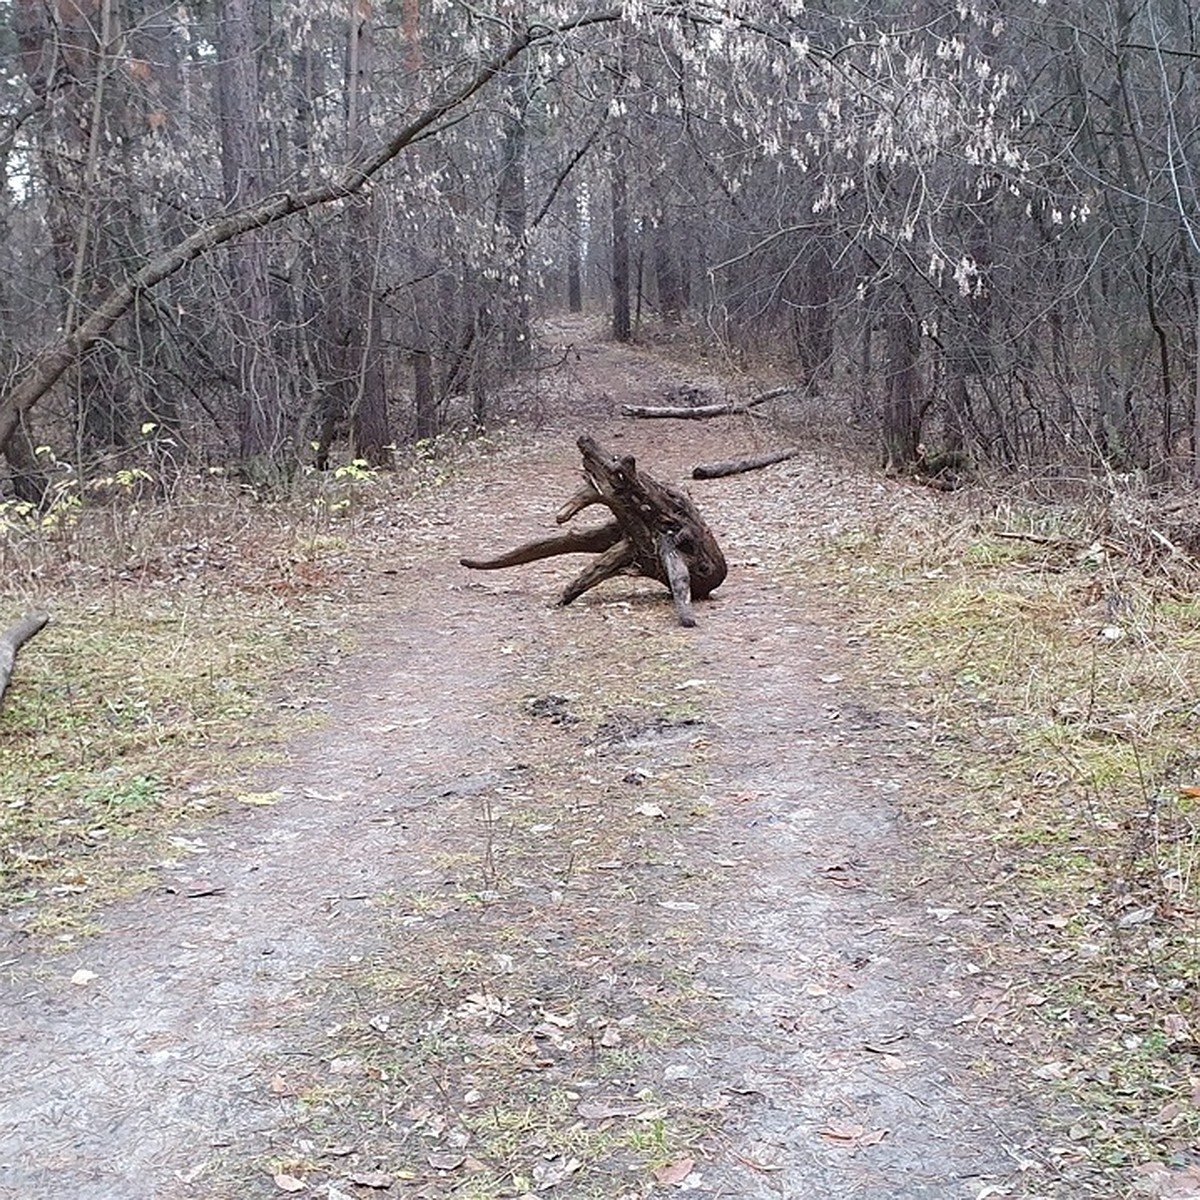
[460,435,727,626]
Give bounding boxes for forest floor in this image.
[1,316,1196,1200]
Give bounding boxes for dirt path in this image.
[2,322,1087,1199]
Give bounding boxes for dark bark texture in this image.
[692,448,799,479]
[460,434,726,626]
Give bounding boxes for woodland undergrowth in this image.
[0,432,502,934]
[767,455,1200,1177]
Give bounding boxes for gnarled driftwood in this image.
[461,435,726,626]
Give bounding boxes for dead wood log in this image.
[692,448,800,479]
[621,385,800,420]
[0,611,49,708]
[460,435,727,626]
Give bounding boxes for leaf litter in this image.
[0,315,1141,1198]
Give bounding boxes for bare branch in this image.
[0,9,624,455]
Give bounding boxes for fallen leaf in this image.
[458,992,512,1022]
[577,1099,646,1120]
[1118,906,1156,928]
[653,1157,696,1185]
[426,1151,464,1171]
[817,1122,889,1148]
[818,1123,862,1143]
[541,1010,578,1028]
[1132,1161,1200,1199]
[269,1073,293,1096]
[600,1023,623,1048]
[238,790,281,807]
[1163,1013,1191,1040]
[273,1174,306,1193]
[349,1171,395,1188]
[633,802,665,818]
[532,1157,581,1189]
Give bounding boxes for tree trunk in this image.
[611,136,631,343]
[3,419,50,508]
[796,243,834,395]
[344,1,392,467]
[217,0,284,463]
[652,212,683,325]
[497,68,531,366]
[882,307,922,474]
[413,349,437,440]
[622,385,798,420]
[566,178,583,313]
[692,448,800,478]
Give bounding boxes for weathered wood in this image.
[692,448,800,479]
[555,482,605,523]
[460,435,727,625]
[460,521,622,570]
[560,538,637,606]
[621,385,800,421]
[657,532,696,627]
[0,611,49,708]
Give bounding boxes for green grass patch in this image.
[0,592,316,924]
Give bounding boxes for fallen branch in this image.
[0,611,49,708]
[992,531,1063,546]
[692,448,800,479]
[621,385,800,420]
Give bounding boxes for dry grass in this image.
[784,466,1200,1171]
[0,435,511,931]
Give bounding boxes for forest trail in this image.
[1,320,1080,1199]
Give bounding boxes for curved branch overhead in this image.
[0,10,624,457]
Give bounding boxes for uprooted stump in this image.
[460,434,727,627]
